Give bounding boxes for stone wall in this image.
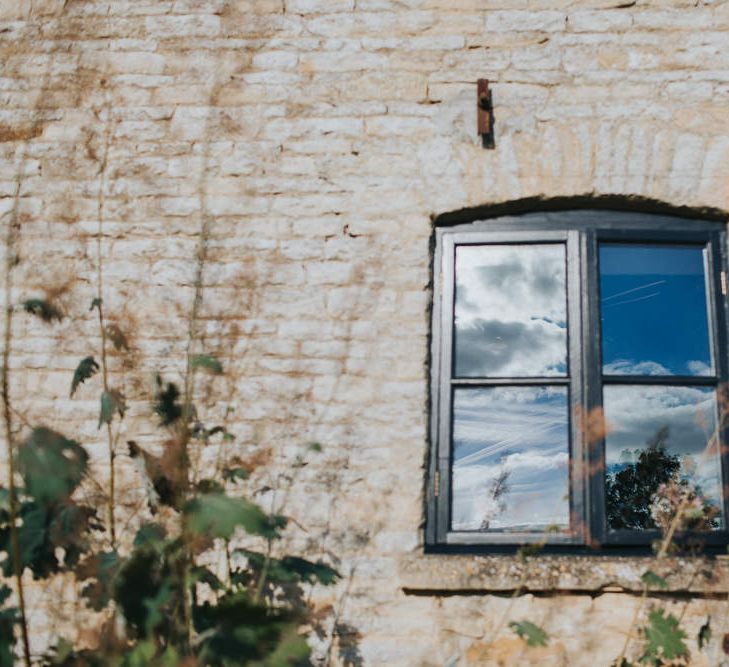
[2,0,729,664]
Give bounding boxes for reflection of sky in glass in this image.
[603,385,722,527]
[451,387,570,532]
[600,245,712,376]
[454,244,567,377]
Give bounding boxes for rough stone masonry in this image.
[2,0,729,665]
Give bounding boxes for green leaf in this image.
[90,297,102,311]
[194,589,301,664]
[98,389,126,429]
[143,583,172,638]
[263,626,311,667]
[70,356,99,397]
[0,625,13,667]
[17,427,88,504]
[50,638,73,660]
[191,354,223,374]
[14,503,51,570]
[641,570,668,590]
[640,609,688,665]
[698,616,712,651]
[190,566,224,591]
[115,641,179,667]
[184,493,276,540]
[0,585,16,667]
[509,620,549,647]
[121,641,156,667]
[0,498,97,579]
[307,442,323,453]
[133,523,166,548]
[22,298,63,323]
[113,546,166,638]
[49,503,99,568]
[123,639,178,667]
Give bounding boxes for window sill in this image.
[399,554,729,594]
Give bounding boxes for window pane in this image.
[603,385,723,531]
[600,244,712,376]
[454,244,567,377]
[451,386,570,532]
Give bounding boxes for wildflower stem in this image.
[2,162,31,667]
[95,81,116,549]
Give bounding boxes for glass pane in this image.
[454,244,567,377]
[451,386,570,532]
[603,385,723,531]
[600,244,712,376]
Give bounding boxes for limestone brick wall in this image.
[2,0,729,664]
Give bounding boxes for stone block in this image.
[568,10,633,32]
[485,10,566,32]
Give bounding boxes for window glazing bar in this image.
[601,375,718,385]
[451,377,571,386]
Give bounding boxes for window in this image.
[427,210,729,551]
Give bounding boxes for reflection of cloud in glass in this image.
[604,359,712,378]
[455,244,567,377]
[604,360,670,376]
[600,244,712,376]
[452,387,569,532]
[603,385,722,524]
[687,360,712,376]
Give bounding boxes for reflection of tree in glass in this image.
[606,426,680,530]
[606,426,719,531]
[479,468,510,531]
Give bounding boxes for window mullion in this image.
[583,229,606,546]
[566,230,586,545]
[450,377,571,386]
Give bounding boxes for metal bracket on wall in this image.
[477,79,495,149]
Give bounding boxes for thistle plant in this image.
[0,305,341,666]
[0,232,342,667]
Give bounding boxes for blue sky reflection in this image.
[600,244,712,376]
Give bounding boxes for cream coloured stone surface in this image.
[2,0,729,664]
